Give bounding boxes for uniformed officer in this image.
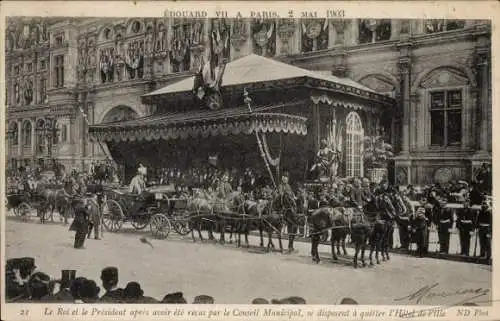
[457,201,475,256]
[437,206,453,254]
[477,198,492,260]
[396,192,411,250]
[278,172,298,253]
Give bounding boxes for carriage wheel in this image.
[102,200,124,232]
[173,218,192,235]
[150,214,171,240]
[17,202,32,219]
[131,216,150,230]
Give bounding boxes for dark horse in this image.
[309,206,351,264]
[365,195,396,265]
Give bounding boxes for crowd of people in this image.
[5,257,361,304]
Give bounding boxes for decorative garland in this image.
[260,132,280,167]
[255,130,276,189]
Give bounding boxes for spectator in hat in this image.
[70,277,88,301]
[18,272,53,302]
[100,267,124,303]
[271,296,306,304]
[193,295,215,304]
[339,297,358,305]
[79,279,101,303]
[252,298,269,304]
[122,282,158,303]
[5,258,35,301]
[161,292,187,304]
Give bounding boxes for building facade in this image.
[5,18,491,185]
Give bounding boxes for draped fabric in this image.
[89,111,307,143]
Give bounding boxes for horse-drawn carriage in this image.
[100,185,194,239]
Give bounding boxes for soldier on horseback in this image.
[277,172,299,253]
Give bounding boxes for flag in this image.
[193,56,206,100]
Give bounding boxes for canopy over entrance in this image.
[89,105,307,143]
[142,54,392,106]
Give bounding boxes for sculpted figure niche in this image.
[252,20,276,57]
[24,79,33,105]
[170,23,191,72]
[100,48,115,83]
[301,19,329,52]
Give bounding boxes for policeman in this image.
[457,201,475,256]
[437,205,453,254]
[477,198,492,260]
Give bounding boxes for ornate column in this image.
[332,20,346,47]
[30,118,36,159]
[477,50,490,153]
[17,119,22,157]
[397,54,411,154]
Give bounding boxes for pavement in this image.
[5,213,492,305]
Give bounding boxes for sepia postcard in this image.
[0,1,498,320]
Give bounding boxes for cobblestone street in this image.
[5,217,491,305]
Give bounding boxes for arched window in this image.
[23,121,32,147]
[346,112,364,177]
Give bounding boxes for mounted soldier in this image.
[129,165,147,195]
[276,171,299,253]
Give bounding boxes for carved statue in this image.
[156,24,167,52]
[192,21,203,45]
[311,139,341,181]
[14,82,20,104]
[23,79,33,105]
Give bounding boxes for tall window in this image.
[430,90,462,147]
[425,20,466,33]
[359,19,392,44]
[39,78,47,103]
[36,120,45,153]
[346,112,364,177]
[23,121,32,147]
[54,55,64,88]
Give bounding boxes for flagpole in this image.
[76,104,113,163]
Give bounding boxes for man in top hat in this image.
[456,200,476,256]
[129,164,147,195]
[50,270,76,302]
[100,267,124,303]
[477,198,492,260]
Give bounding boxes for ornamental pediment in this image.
[420,68,469,89]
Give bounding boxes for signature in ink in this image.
[393,283,493,319]
[394,282,490,305]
